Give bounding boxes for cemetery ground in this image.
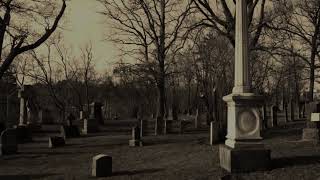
[0,120,319,180]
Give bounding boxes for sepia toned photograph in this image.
[0,0,319,179]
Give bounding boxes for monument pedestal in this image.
[219,145,271,173]
[220,93,271,172]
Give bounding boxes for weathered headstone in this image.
[60,125,80,139]
[0,128,17,155]
[79,111,84,120]
[90,102,104,124]
[48,136,65,148]
[194,109,199,129]
[67,113,75,126]
[272,106,278,127]
[82,118,98,135]
[129,126,143,147]
[38,110,43,124]
[92,154,112,177]
[210,121,220,145]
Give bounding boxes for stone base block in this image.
[129,139,143,147]
[219,144,271,173]
[302,128,319,142]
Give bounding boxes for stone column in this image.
[232,0,250,94]
[219,0,270,173]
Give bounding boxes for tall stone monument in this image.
[219,0,270,172]
[18,86,27,126]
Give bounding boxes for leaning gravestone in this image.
[92,154,112,177]
[0,128,17,155]
[129,126,143,147]
[48,136,65,148]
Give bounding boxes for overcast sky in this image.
[62,0,118,74]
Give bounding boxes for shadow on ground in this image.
[272,155,320,169]
[0,173,58,180]
[112,168,164,176]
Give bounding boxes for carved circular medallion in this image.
[237,110,258,134]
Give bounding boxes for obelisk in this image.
[219,0,270,172]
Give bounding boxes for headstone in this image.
[311,113,320,122]
[82,118,99,135]
[140,119,144,137]
[272,106,278,127]
[0,128,17,155]
[66,113,75,126]
[195,109,199,129]
[48,136,65,148]
[80,111,84,120]
[92,154,112,177]
[38,110,43,124]
[90,102,104,124]
[210,121,220,145]
[129,126,143,147]
[60,125,80,139]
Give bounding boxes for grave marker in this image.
[129,126,143,147]
[0,128,17,155]
[92,154,112,177]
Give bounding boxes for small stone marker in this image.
[92,154,112,177]
[210,121,220,145]
[129,126,143,147]
[311,113,320,122]
[48,136,65,148]
[194,109,199,129]
[0,128,17,155]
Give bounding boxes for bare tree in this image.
[192,0,268,50]
[267,0,320,101]
[98,0,193,133]
[80,43,96,113]
[0,0,66,79]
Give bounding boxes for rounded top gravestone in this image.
[92,154,112,177]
